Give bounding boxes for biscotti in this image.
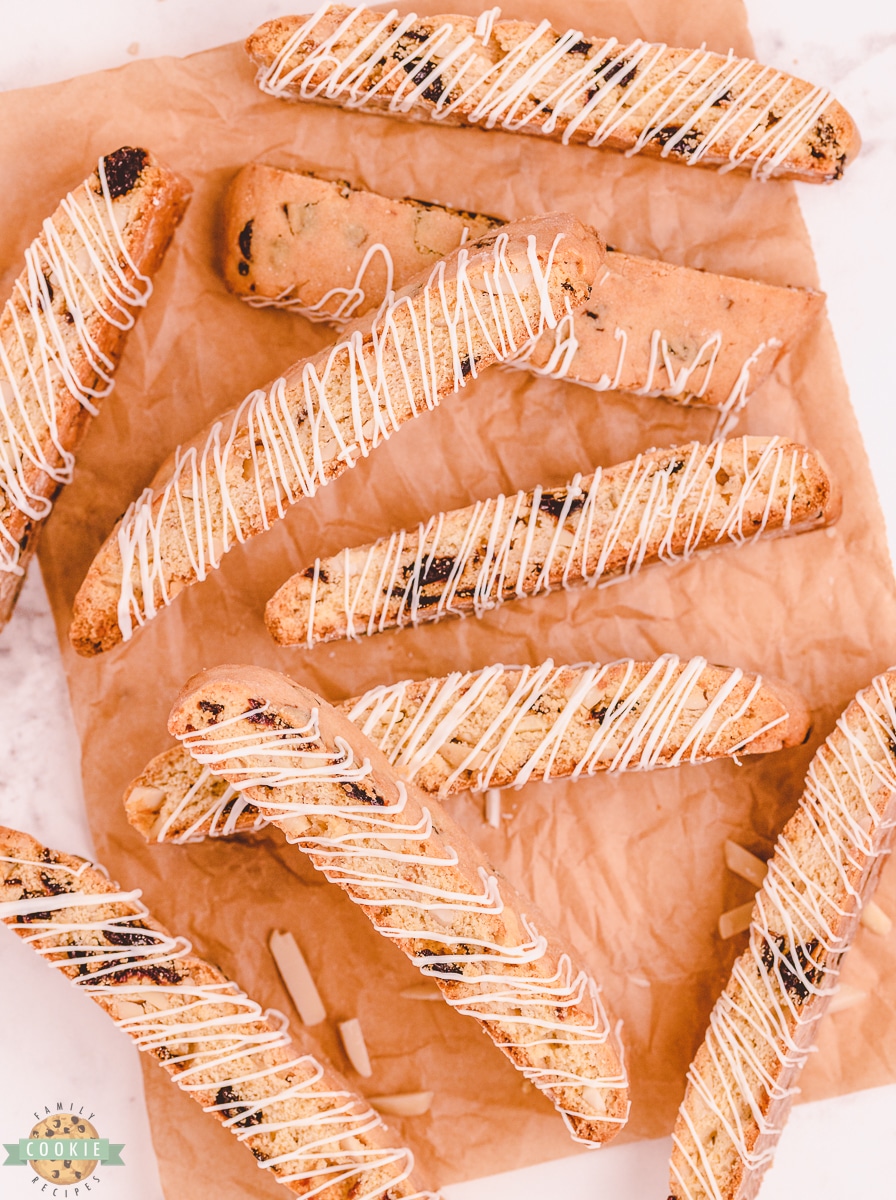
[69,211,603,656]
[224,163,823,420]
[169,664,630,1144]
[266,436,840,647]
[247,7,860,183]
[0,825,436,1200]
[669,672,896,1199]
[0,148,190,628]
[127,654,810,844]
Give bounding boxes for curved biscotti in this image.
[669,672,896,1199]
[0,826,436,1199]
[0,148,191,629]
[246,6,860,183]
[127,654,810,844]
[266,436,840,648]
[224,163,823,420]
[168,664,630,1145]
[69,211,603,656]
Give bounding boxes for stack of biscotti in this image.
[0,148,190,628]
[0,826,436,1199]
[246,7,860,182]
[223,163,824,417]
[266,436,839,648]
[169,664,631,1146]
[68,211,603,655]
[669,671,896,1199]
[125,655,811,843]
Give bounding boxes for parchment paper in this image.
[2,1,895,1194]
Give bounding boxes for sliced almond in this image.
[860,901,892,937]
[369,1091,433,1117]
[399,984,442,1001]
[339,1017,373,1077]
[114,999,146,1020]
[485,789,502,829]
[724,841,768,889]
[829,984,867,1014]
[269,929,326,1026]
[718,901,754,940]
[582,1085,608,1116]
[127,786,167,813]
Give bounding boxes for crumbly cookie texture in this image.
[246,7,860,182]
[668,672,896,1200]
[0,148,191,627]
[168,664,631,1145]
[265,435,840,648]
[0,825,436,1200]
[224,163,823,418]
[126,655,810,844]
[69,211,603,657]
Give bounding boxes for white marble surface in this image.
[0,2,894,1197]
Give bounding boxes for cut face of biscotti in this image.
[69,211,603,657]
[266,436,840,648]
[247,7,860,183]
[669,672,896,1200]
[0,148,191,629]
[168,664,630,1145]
[224,163,823,421]
[0,826,437,1200]
[127,654,810,845]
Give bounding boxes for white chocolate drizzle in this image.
[299,436,809,642]
[670,673,896,1198]
[146,654,787,844]
[257,6,838,181]
[113,228,569,642]
[0,155,153,575]
[0,851,434,1199]
[179,704,629,1142]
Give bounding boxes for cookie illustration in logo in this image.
[27,1114,99,1184]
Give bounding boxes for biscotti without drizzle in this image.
[247,6,860,182]
[69,211,603,656]
[224,163,823,419]
[669,672,896,1200]
[169,664,630,1145]
[0,826,436,1200]
[266,436,840,648]
[127,654,810,844]
[0,148,190,629]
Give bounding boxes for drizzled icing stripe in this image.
[244,236,779,435]
[178,702,629,1143]
[112,228,570,643]
[512,308,782,438]
[670,673,896,1199]
[0,155,153,575]
[0,849,434,1199]
[289,436,817,645]
[255,6,840,181]
[146,655,789,845]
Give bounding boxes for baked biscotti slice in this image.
[69,211,603,656]
[247,7,860,183]
[669,671,896,1200]
[0,826,437,1199]
[0,148,191,628]
[224,164,823,421]
[266,436,840,648]
[127,654,810,844]
[169,664,630,1145]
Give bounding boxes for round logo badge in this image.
[26,1114,99,1184]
